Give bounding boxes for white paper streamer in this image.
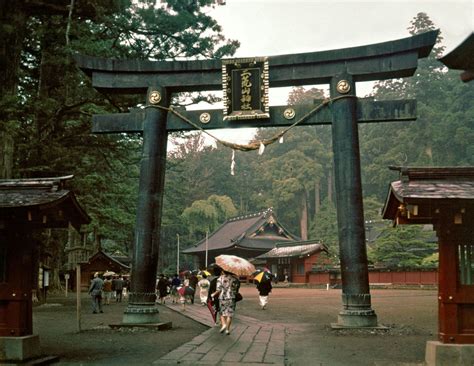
[279,136,284,143]
[258,142,265,155]
[230,149,235,175]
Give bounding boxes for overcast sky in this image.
[190,0,473,144]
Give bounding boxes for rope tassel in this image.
[230,149,236,176]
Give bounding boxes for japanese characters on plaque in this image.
[222,57,269,121]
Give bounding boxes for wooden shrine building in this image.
[182,208,299,268]
[77,250,130,291]
[382,166,474,365]
[255,240,329,283]
[0,176,89,362]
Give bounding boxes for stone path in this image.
[153,302,286,365]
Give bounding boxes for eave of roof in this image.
[439,32,474,70]
[256,242,327,259]
[0,175,90,229]
[88,250,131,269]
[382,166,474,220]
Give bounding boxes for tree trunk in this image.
[315,179,321,213]
[300,192,308,240]
[0,2,28,179]
[0,132,14,179]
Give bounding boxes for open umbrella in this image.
[253,270,273,283]
[103,271,116,277]
[215,255,256,276]
[198,269,211,277]
[206,298,217,323]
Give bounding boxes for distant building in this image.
[255,241,330,283]
[76,250,130,291]
[182,208,300,268]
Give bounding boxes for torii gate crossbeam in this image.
[75,30,438,327]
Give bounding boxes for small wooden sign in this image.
[222,57,269,121]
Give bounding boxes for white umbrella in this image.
[215,255,256,276]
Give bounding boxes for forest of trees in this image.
[1,2,472,280]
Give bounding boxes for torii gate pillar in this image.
[330,74,377,327]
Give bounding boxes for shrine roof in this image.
[0,175,90,230]
[439,32,474,70]
[86,250,130,271]
[256,240,328,259]
[439,32,474,82]
[182,208,299,254]
[382,166,474,220]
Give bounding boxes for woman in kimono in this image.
[211,271,240,335]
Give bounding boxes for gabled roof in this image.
[182,208,299,254]
[256,240,328,259]
[87,250,130,270]
[0,175,90,230]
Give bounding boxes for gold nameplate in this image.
[222,57,269,121]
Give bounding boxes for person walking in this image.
[179,274,190,311]
[211,271,240,335]
[156,274,168,304]
[188,272,199,304]
[197,273,210,306]
[88,272,104,314]
[112,276,124,302]
[207,265,222,326]
[170,274,181,304]
[103,277,113,305]
[256,278,272,310]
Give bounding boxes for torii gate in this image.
[75,30,438,327]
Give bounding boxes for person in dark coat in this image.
[256,279,272,310]
[156,274,169,304]
[188,272,199,304]
[88,272,104,314]
[112,276,124,302]
[207,265,222,325]
[170,274,181,304]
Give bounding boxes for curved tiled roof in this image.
[382,166,474,220]
[182,208,299,254]
[0,175,90,229]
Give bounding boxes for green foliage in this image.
[2,0,239,271]
[310,200,338,254]
[181,194,237,239]
[368,226,436,268]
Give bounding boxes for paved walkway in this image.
[153,302,286,365]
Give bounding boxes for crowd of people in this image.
[87,273,129,314]
[88,267,274,335]
[153,266,273,335]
